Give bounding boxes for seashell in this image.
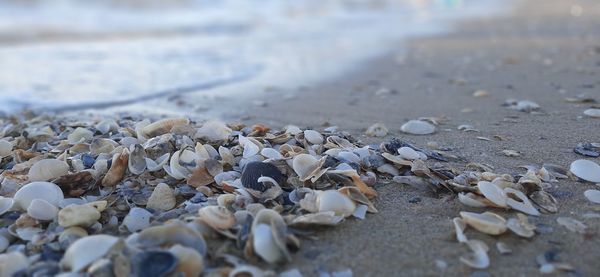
[27,199,58,221]
[251,209,290,263]
[14,181,64,210]
[292,154,328,182]
[95,119,118,134]
[338,186,378,213]
[58,203,102,227]
[165,148,199,180]
[458,193,488,208]
[477,181,507,207]
[556,217,587,233]
[0,236,8,253]
[239,135,261,158]
[0,251,29,276]
[460,211,507,235]
[506,213,536,238]
[285,125,302,135]
[195,120,232,141]
[169,244,204,277]
[365,123,388,137]
[473,89,490,97]
[137,221,206,255]
[496,242,511,255]
[260,148,283,160]
[583,108,600,118]
[142,117,189,138]
[198,205,235,230]
[452,217,468,243]
[187,166,215,188]
[67,127,94,144]
[397,147,421,160]
[584,189,600,204]
[0,139,13,157]
[303,130,323,145]
[146,183,176,211]
[338,151,360,164]
[504,188,540,216]
[329,169,378,199]
[218,146,235,166]
[0,197,14,216]
[316,190,356,217]
[381,153,412,167]
[58,227,88,247]
[101,148,129,187]
[569,159,600,183]
[400,120,435,135]
[28,159,69,182]
[529,190,557,213]
[145,152,170,172]
[15,226,43,241]
[128,144,146,175]
[294,212,346,227]
[123,207,152,232]
[460,240,489,269]
[60,235,122,272]
[132,251,177,277]
[229,265,268,277]
[241,162,285,192]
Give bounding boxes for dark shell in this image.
[573,143,599,157]
[132,251,177,277]
[241,162,285,192]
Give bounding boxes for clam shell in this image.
[0,197,14,216]
[452,217,468,243]
[460,211,507,235]
[128,144,147,175]
[146,183,176,211]
[251,209,290,263]
[506,213,535,238]
[137,221,206,255]
[165,149,199,180]
[123,207,152,232]
[169,245,204,277]
[400,120,435,135]
[397,147,421,160]
[584,189,600,204]
[260,148,283,160]
[458,193,488,208]
[303,130,323,145]
[28,159,69,182]
[477,181,507,207]
[27,199,58,221]
[460,240,489,269]
[241,162,285,192]
[13,181,64,210]
[316,190,356,217]
[239,135,261,158]
[569,159,600,183]
[556,217,587,233]
[58,203,101,227]
[90,138,117,156]
[292,154,328,182]
[60,235,122,272]
[198,206,235,230]
[504,188,540,216]
[0,139,13,158]
[195,120,232,141]
[529,190,558,213]
[101,148,129,187]
[142,118,189,138]
[67,127,94,144]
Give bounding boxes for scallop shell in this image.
[142,118,189,138]
[292,154,328,182]
[0,197,14,216]
[504,187,540,216]
[101,148,129,187]
[569,159,600,183]
[146,183,176,211]
[67,127,94,144]
[28,159,69,182]
[303,130,323,145]
[60,235,122,272]
[400,120,435,135]
[460,240,489,269]
[460,211,507,235]
[241,162,285,192]
[316,190,356,217]
[27,198,58,221]
[128,144,147,175]
[195,120,232,141]
[477,181,507,207]
[13,181,64,210]
[197,206,235,230]
[169,244,204,277]
[584,189,600,204]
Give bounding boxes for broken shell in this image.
[27,198,58,221]
[569,159,600,183]
[128,144,147,175]
[290,211,344,227]
[146,183,176,211]
[316,190,356,217]
[0,197,14,215]
[90,138,117,156]
[123,207,153,232]
[453,217,468,243]
[198,206,235,230]
[142,117,189,138]
[13,181,64,210]
[529,190,558,213]
[101,148,129,187]
[338,186,378,213]
[506,213,536,238]
[477,181,507,207]
[145,153,170,172]
[460,211,507,235]
[239,135,261,158]
[496,242,511,254]
[303,130,323,145]
[67,127,94,144]
[556,217,587,233]
[365,123,388,137]
[460,240,489,269]
[292,154,328,182]
[132,251,177,276]
[241,162,285,192]
[400,120,435,135]
[58,227,88,247]
[504,188,540,216]
[457,193,488,208]
[584,189,600,204]
[195,120,232,141]
[166,148,200,180]
[60,235,122,272]
[28,159,69,182]
[58,203,101,227]
[169,244,204,277]
[251,209,290,263]
[260,148,283,160]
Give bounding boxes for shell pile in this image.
[0,114,583,274]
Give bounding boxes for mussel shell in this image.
[241,162,285,192]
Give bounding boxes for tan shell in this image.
[197,206,235,230]
[169,244,204,277]
[28,159,69,182]
[58,203,101,227]
[292,154,328,182]
[142,118,189,138]
[146,183,176,211]
[460,211,507,235]
[101,148,129,187]
[60,235,122,272]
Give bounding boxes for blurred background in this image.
[0,0,507,114]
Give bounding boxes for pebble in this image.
[58,203,101,227]
[400,120,436,135]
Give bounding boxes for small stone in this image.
[398,147,420,160]
[58,203,101,227]
[365,123,388,137]
[408,196,422,203]
[400,120,436,135]
[502,149,521,157]
[146,183,176,211]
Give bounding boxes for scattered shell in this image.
[132,251,177,277]
[0,251,29,276]
[142,117,189,138]
[0,197,14,216]
[241,162,285,192]
[128,144,147,175]
[502,149,521,157]
[67,127,94,144]
[146,183,176,211]
[0,139,13,158]
[58,203,102,227]
[137,221,206,254]
[365,123,388,137]
[460,240,489,269]
[304,130,324,145]
[195,120,232,141]
[583,108,600,118]
[477,181,507,207]
[13,181,64,210]
[460,211,507,235]
[198,206,235,230]
[27,198,58,221]
[60,235,122,272]
[504,188,540,216]
[569,159,600,183]
[101,148,129,187]
[316,190,356,217]
[584,189,600,204]
[251,209,290,263]
[123,207,153,232]
[292,154,328,182]
[496,242,511,254]
[169,245,204,277]
[453,217,468,243]
[400,120,436,135]
[473,90,490,97]
[28,159,69,182]
[397,147,421,160]
[506,213,536,238]
[556,217,587,233]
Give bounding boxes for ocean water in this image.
[0,0,511,114]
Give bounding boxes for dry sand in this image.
[224,0,600,275]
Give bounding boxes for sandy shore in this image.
[229,0,600,275]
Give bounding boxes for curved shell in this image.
[0,197,14,216]
[303,130,323,145]
[316,190,356,217]
[27,198,58,221]
[570,159,600,183]
[460,211,507,235]
[67,127,94,144]
[145,153,170,172]
[241,162,285,192]
[136,220,206,255]
[28,159,69,182]
[101,148,129,187]
[239,135,261,158]
[169,245,204,277]
[458,193,488,208]
[195,120,232,141]
[584,189,600,204]
[197,206,235,230]
[506,213,535,238]
[460,240,489,269]
[146,183,176,211]
[477,181,507,207]
[13,181,64,210]
[292,154,328,182]
[90,138,117,156]
[290,211,344,227]
[60,235,122,272]
[0,139,13,158]
[123,207,152,232]
[165,148,199,180]
[400,120,435,135]
[504,188,540,216]
[128,144,147,175]
[251,209,290,263]
[142,118,189,138]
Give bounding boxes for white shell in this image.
[95,119,118,134]
[145,153,170,172]
[316,190,356,217]
[292,154,327,182]
[584,189,600,204]
[570,159,600,183]
[400,120,435,135]
[239,135,260,158]
[252,223,281,263]
[122,207,152,232]
[58,203,102,227]
[0,197,13,216]
[0,139,13,157]
[146,183,176,211]
[67,127,94,144]
[504,188,540,216]
[128,144,147,175]
[365,123,388,137]
[195,120,232,141]
[457,193,488,208]
[28,159,69,182]
[0,251,29,276]
[477,181,507,207]
[460,211,507,235]
[506,214,535,238]
[27,199,58,221]
[583,108,600,118]
[60,235,121,272]
[0,236,8,253]
[460,240,489,269]
[452,217,468,243]
[13,181,64,210]
[260,148,283,160]
[397,147,420,160]
[303,130,323,145]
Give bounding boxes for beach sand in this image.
[226,0,600,275]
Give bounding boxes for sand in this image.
[225,0,600,275]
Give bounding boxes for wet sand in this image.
[230,0,600,275]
